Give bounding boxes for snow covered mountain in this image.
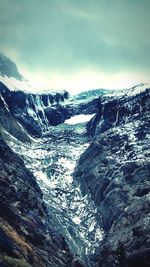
[0,54,150,267]
[0,53,23,81]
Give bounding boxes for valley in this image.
[7,116,104,266]
[0,54,150,267]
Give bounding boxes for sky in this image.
[0,0,150,94]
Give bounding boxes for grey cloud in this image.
[0,0,150,77]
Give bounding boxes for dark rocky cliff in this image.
[0,81,100,139]
[0,137,73,267]
[74,88,150,266]
[0,82,69,137]
[0,94,30,143]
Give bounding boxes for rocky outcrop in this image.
[0,94,30,143]
[125,248,150,267]
[74,88,150,266]
[0,53,102,138]
[0,81,100,138]
[0,82,69,137]
[0,137,73,267]
[65,97,100,117]
[71,259,85,267]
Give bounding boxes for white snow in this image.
[0,75,68,95]
[65,114,95,125]
[0,75,33,92]
[129,83,149,96]
[35,171,58,189]
[72,216,81,224]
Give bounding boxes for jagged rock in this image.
[74,88,150,266]
[125,248,150,267]
[0,82,70,137]
[71,259,85,267]
[0,138,73,266]
[0,95,30,142]
[45,107,65,126]
[0,81,99,138]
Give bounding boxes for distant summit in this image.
[0,53,23,80]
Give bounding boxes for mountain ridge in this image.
[0,53,23,81]
[0,54,149,267]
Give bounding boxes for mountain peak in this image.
[0,53,23,81]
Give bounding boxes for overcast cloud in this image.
[0,0,150,93]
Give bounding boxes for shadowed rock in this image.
[125,248,150,267]
[71,259,85,267]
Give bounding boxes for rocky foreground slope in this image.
[0,136,73,267]
[74,86,150,266]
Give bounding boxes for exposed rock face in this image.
[71,258,85,267]
[125,248,150,267]
[0,94,30,143]
[0,82,69,137]
[65,98,100,117]
[0,137,73,266]
[0,53,23,80]
[74,88,150,266]
[45,107,66,126]
[0,81,100,138]
[0,54,102,139]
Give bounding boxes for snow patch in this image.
[35,171,57,189]
[0,75,34,92]
[72,216,81,224]
[65,114,95,125]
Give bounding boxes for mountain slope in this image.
[0,137,73,267]
[74,86,150,266]
[0,53,23,80]
[0,55,74,266]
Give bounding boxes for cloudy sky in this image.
[0,0,150,93]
